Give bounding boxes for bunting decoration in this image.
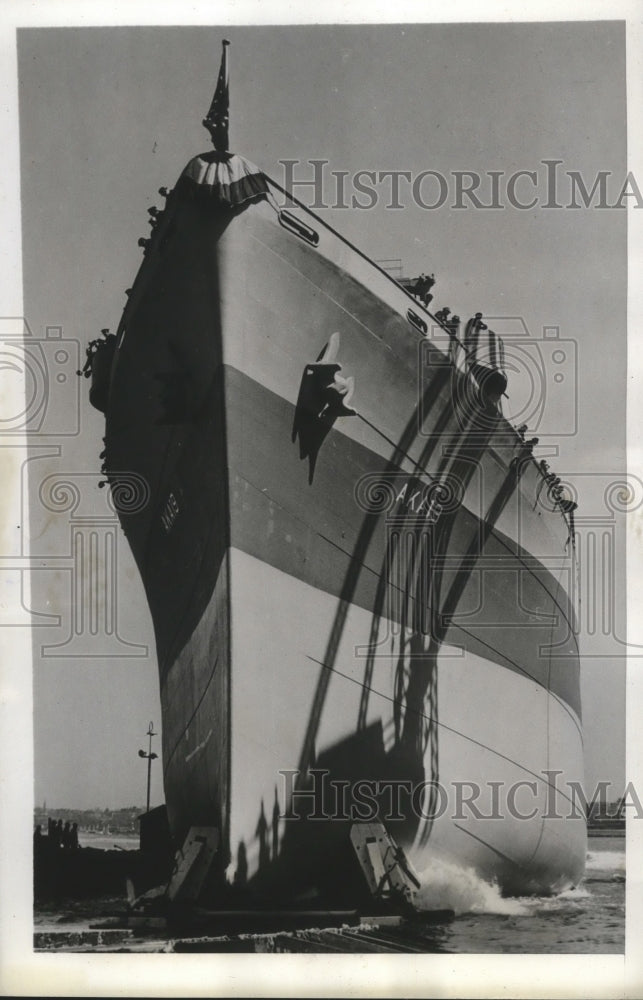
[180,151,269,207]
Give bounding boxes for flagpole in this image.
[203,39,231,154]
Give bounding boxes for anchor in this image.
[292,331,357,482]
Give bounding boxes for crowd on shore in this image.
[34,817,80,852]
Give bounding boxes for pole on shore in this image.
[138,721,158,813]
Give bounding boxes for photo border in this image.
[1,1,641,996]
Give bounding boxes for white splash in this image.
[586,849,625,874]
[415,857,531,916]
[415,857,593,917]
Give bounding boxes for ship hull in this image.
[105,166,585,902]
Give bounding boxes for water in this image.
[408,835,625,953]
[35,834,624,953]
[77,831,140,851]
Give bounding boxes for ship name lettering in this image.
[395,481,442,522]
[161,491,180,533]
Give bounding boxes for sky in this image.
[12,20,630,809]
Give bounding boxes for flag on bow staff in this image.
[203,39,230,154]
